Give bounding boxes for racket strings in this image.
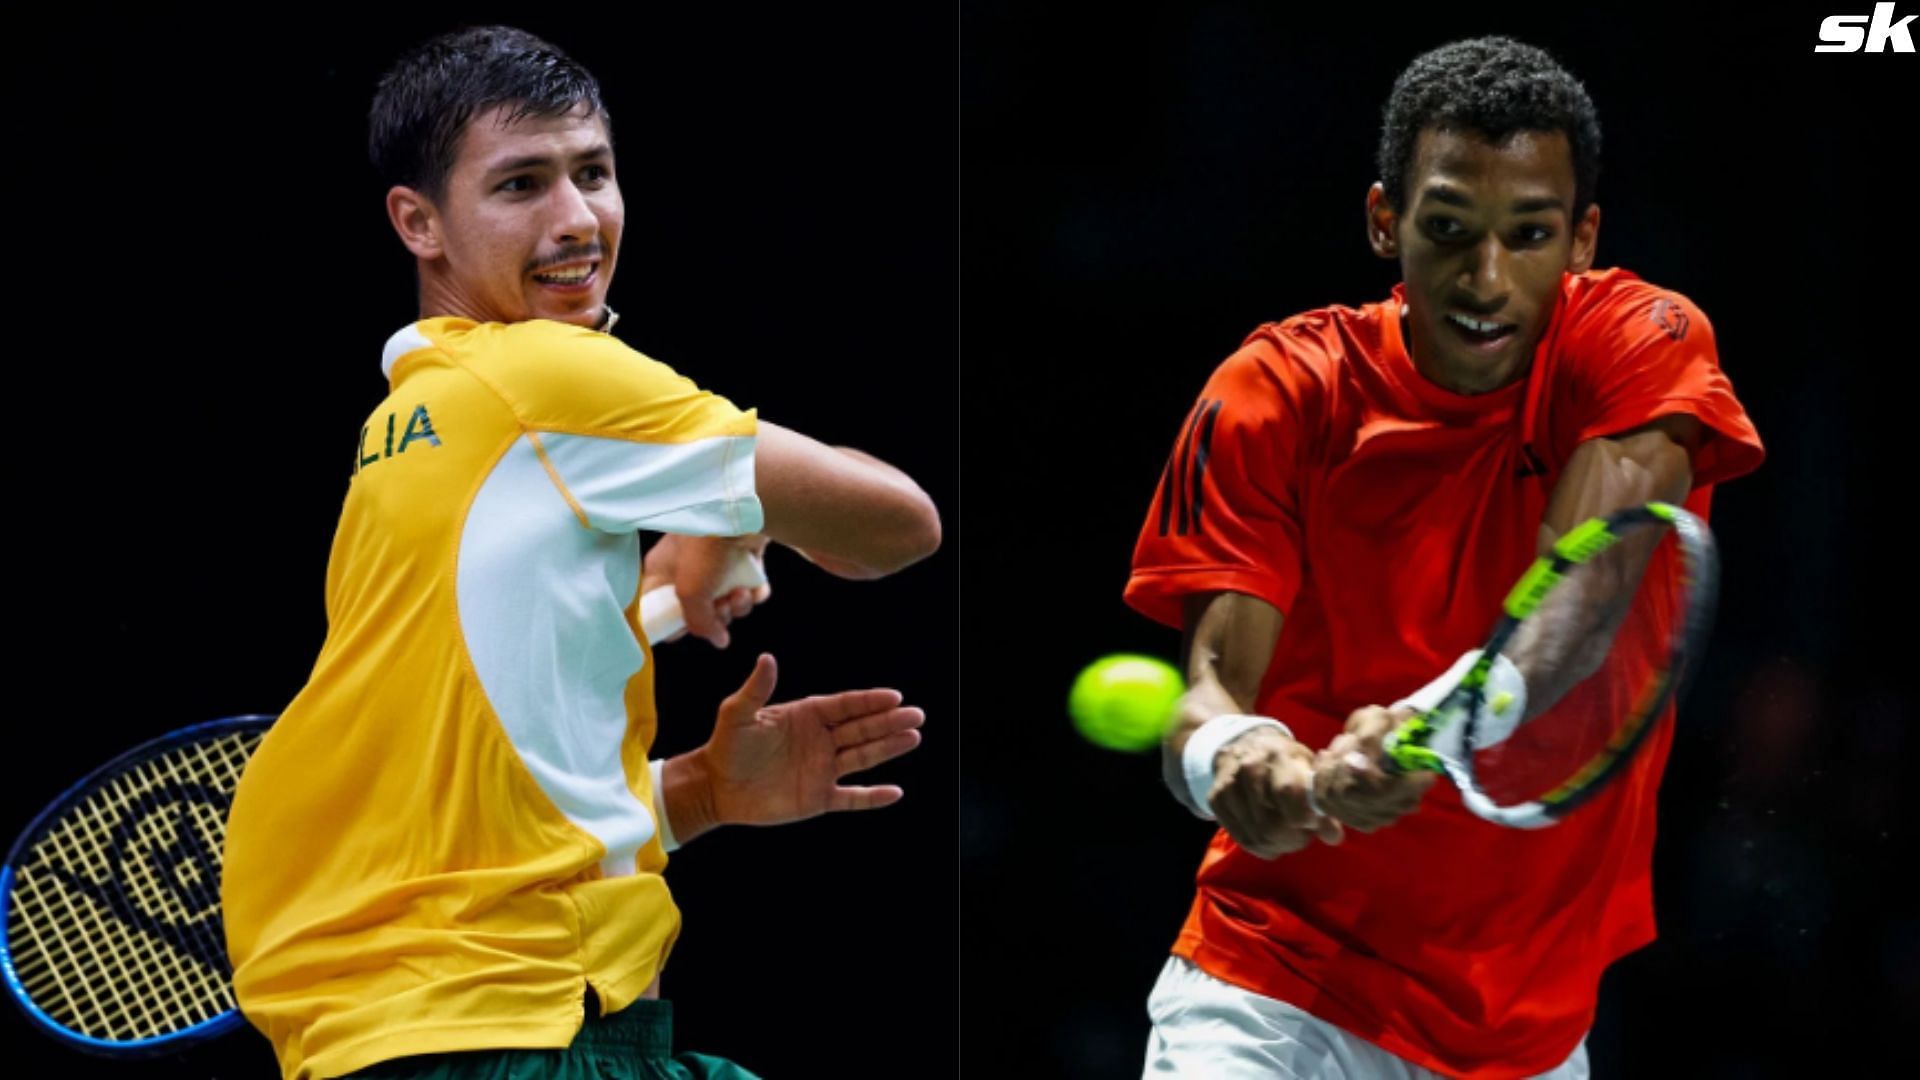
[8,730,261,1041]
[120,755,231,961]
[32,769,195,1040]
[1469,515,1711,824]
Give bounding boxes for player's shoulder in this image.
[1225,300,1379,390]
[1557,267,1714,342]
[475,317,662,372]
[444,318,699,401]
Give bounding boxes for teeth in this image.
[1448,313,1507,334]
[536,265,592,283]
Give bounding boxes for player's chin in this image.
[528,295,605,328]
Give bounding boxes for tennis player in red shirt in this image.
[1126,37,1764,1079]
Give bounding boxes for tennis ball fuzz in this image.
[1068,654,1185,752]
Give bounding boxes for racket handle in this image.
[640,550,769,645]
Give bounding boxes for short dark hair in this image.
[1376,36,1601,222]
[369,26,610,202]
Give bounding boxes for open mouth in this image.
[1443,312,1518,350]
[531,261,600,291]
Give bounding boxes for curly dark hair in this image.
[369,26,609,202]
[1376,36,1601,221]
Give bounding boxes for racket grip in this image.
[640,550,768,645]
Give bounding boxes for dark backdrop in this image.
[962,3,1912,1077]
[3,8,955,1078]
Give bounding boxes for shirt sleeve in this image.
[1124,334,1316,629]
[1562,283,1765,487]
[479,323,763,537]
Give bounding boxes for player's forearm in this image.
[1162,672,1250,811]
[1505,424,1694,719]
[658,750,722,848]
[1162,592,1285,811]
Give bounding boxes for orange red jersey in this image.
[1126,268,1764,1078]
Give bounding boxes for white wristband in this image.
[1182,714,1293,820]
[1393,650,1527,755]
[650,758,681,853]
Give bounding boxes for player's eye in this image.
[1425,217,1467,240]
[1515,225,1554,244]
[498,175,534,194]
[580,164,611,184]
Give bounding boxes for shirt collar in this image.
[380,306,620,381]
[381,323,434,381]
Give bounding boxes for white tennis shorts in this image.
[1143,955,1591,1079]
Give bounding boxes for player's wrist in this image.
[1181,714,1295,821]
[659,748,723,847]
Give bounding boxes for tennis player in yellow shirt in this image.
[220,25,942,1080]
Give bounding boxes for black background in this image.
[3,7,955,1079]
[963,3,1912,1078]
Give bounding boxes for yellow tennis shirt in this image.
[221,316,761,1080]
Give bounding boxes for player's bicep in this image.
[752,420,939,572]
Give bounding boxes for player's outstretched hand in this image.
[1311,706,1437,833]
[706,654,925,826]
[1210,725,1345,859]
[642,534,773,648]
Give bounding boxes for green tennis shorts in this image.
[348,995,760,1080]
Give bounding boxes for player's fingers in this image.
[835,729,922,775]
[1242,768,1312,857]
[1221,806,1291,860]
[1310,757,1355,825]
[830,705,924,749]
[721,654,778,718]
[803,688,907,726]
[1314,814,1345,846]
[679,586,731,648]
[1313,752,1399,831]
[1344,705,1394,739]
[1270,759,1320,831]
[716,587,755,620]
[1211,773,1266,852]
[828,784,904,813]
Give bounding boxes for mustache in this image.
[528,245,605,273]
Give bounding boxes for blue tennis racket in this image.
[0,574,729,1058]
[1,716,274,1056]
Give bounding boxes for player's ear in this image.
[387,185,444,260]
[1568,202,1600,273]
[1365,183,1399,259]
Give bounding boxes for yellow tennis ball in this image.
[1068,654,1185,753]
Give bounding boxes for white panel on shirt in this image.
[537,432,762,537]
[458,435,659,877]
[381,324,433,380]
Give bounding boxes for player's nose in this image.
[547,177,600,244]
[1456,236,1513,310]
